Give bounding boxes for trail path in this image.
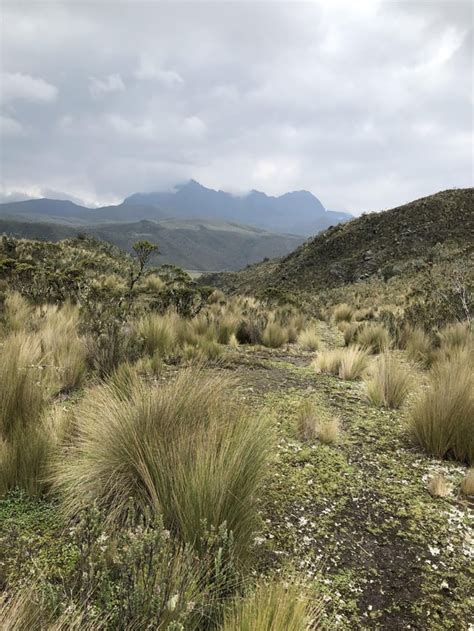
[217,324,473,630]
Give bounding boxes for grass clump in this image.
[53,369,273,562]
[427,474,452,498]
[364,353,412,409]
[297,327,320,351]
[296,400,318,441]
[338,346,370,380]
[3,291,33,333]
[403,326,433,367]
[356,323,391,354]
[136,312,177,358]
[313,349,343,376]
[333,303,353,323]
[410,353,474,464]
[317,417,341,445]
[460,469,474,497]
[261,322,288,348]
[221,580,320,631]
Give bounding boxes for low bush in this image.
[410,353,474,464]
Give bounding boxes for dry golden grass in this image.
[313,349,342,375]
[333,303,353,323]
[136,312,178,357]
[297,327,320,351]
[221,580,320,631]
[53,369,273,561]
[296,400,318,441]
[403,326,433,367]
[410,352,474,464]
[338,346,370,380]
[317,417,341,445]
[460,469,474,497]
[427,474,452,498]
[356,323,391,354]
[262,322,288,348]
[364,353,412,409]
[3,291,32,333]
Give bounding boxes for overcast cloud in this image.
[0,0,472,213]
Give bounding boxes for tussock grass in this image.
[364,353,412,409]
[460,469,474,497]
[136,312,177,357]
[38,303,87,392]
[333,303,353,323]
[338,346,370,380]
[410,353,474,464]
[53,369,273,561]
[313,349,343,376]
[317,417,341,445]
[427,474,452,498]
[3,291,33,333]
[297,327,320,351]
[262,322,288,348]
[221,580,320,631]
[403,326,433,367]
[296,400,318,441]
[356,323,391,354]
[438,321,472,351]
[343,322,361,346]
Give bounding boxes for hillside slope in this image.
[202,188,473,295]
[0,217,304,271]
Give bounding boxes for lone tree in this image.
[128,239,158,295]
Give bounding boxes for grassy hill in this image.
[0,216,304,271]
[202,188,474,310]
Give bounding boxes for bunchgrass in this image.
[364,353,412,409]
[356,323,391,354]
[262,322,288,348]
[410,352,474,464]
[297,327,320,351]
[53,368,273,561]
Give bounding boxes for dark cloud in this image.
[1,1,472,213]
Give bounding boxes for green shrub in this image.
[410,353,474,464]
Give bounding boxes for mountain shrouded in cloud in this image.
[1,2,472,212]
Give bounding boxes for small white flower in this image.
[167,594,179,612]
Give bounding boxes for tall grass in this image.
[221,580,320,631]
[338,346,370,380]
[136,312,177,357]
[53,369,273,561]
[333,303,353,323]
[0,332,58,496]
[364,354,412,409]
[402,326,433,367]
[262,322,288,348]
[356,323,391,354]
[409,353,474,464]
[3,291,32,333]
[297,327,320,351]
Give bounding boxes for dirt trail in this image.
[218,332,473,630]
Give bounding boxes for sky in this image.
[0,0,472,214]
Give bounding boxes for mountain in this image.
[123,180,352,235]
[0,216,305,271]
[200,188,474,295]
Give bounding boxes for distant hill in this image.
[0,216,304,271]
[201,188,474,296]
[123,180,352,235]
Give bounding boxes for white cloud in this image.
[89,73,125,98]
[135,55,183,85]
[1,72,57,103]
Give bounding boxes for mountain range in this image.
[0,180,352,270]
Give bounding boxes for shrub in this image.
[297,327,320,351]
[53,369,273,562]
[333,303,353,323]
[364,354,412,409]
[338,346,370,380]
[261,322,288,348]
[356,323,391,354]
[221,580,320,631]
[410,354,474,464]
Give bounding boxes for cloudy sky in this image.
[0,0,472,213]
